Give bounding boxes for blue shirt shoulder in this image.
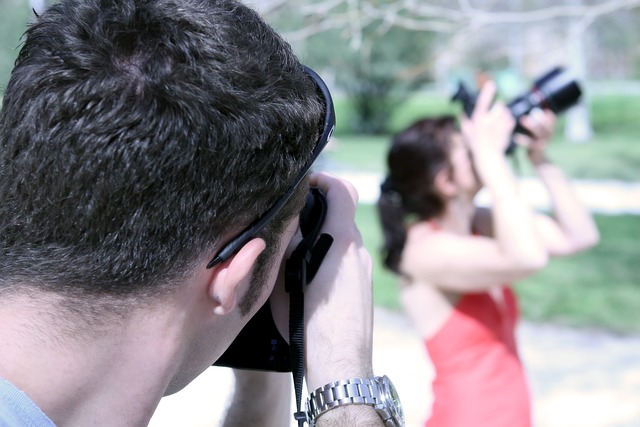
[0,378,56,427]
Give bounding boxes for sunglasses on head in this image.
[206,66,336,269]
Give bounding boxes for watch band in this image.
[306,376,403,426]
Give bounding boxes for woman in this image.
[377,81,599,427]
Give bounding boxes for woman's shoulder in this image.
[402,222,472,274]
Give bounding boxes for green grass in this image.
[516,215,640,334]
[354,203,402,310]
[328,132,640,181]
[509,130,640,181]
[356,204,640,334]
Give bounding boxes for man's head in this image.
[0,0,323,316]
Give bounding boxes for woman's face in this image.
[447,131,482,197]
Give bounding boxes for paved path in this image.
[518,320,640,427]
[149,307,640,427]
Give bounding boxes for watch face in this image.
[381,376,405,426]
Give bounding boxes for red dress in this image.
[424,287,532,427]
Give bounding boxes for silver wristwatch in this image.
[306,375,404,426]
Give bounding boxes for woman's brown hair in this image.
[376,115,458,273]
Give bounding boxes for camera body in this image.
[451,66,582,153]
[213,187,332,372]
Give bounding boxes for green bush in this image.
[589,93,640,132]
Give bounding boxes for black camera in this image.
[451,66,582,154]
[213,187,333,372]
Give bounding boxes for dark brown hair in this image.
[0,0,322,308]
[376,116,458,273]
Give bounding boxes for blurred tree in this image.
[3,0,638,136]
[262,0,434,134]
[364,0,640,141]
[306,25,433,134]
[259,0,640,138]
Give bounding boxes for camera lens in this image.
[534,67,582,113]
[451,66,582,155]
[508,67,582,120]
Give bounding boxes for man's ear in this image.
[434,168,457,198]
[208,238,266,316]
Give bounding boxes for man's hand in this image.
[303,172,385,426]
[302,172,374,389]
[268,172,383,426]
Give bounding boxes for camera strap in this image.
[285,187,334,426]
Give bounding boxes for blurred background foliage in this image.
[254,0,640,136]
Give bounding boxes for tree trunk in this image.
[564,0,594,142]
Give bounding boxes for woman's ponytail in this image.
[377,176,407,274]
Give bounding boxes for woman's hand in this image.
[460,80,516,158]
[515,108,557,165]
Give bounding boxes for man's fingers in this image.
[310,172,359,216]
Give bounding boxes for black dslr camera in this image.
[213,187,333,372]
[451,66,582,154]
